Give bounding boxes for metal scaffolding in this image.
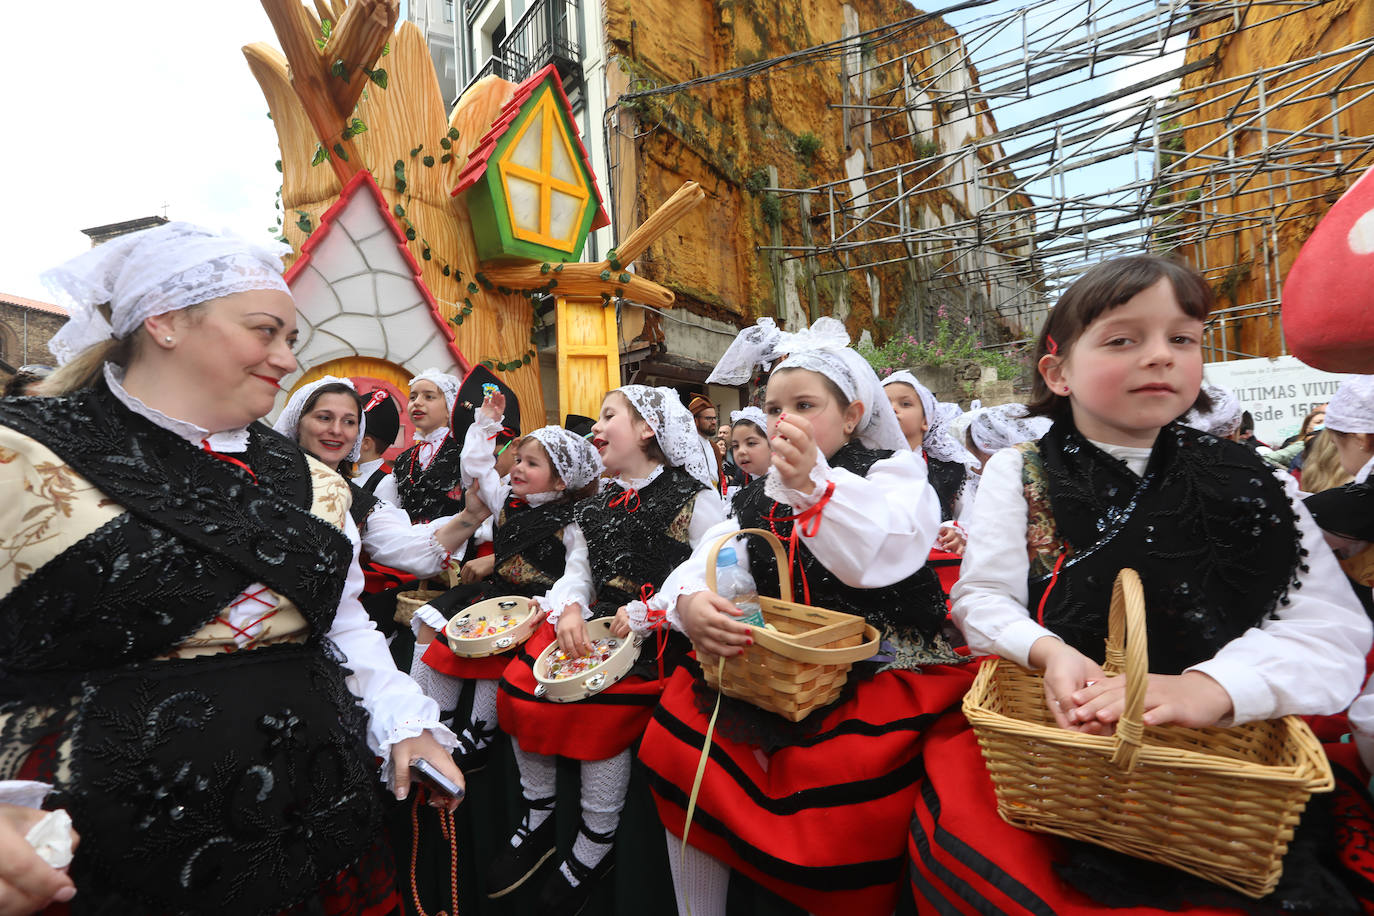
[747,0,1374,358]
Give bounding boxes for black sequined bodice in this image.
[395,433,465,521]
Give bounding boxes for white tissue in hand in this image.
[25,809,74,868]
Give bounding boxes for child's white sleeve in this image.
[360,499,456,578]
[373,472,401,508]
[950,448,1059,666]
[763,449,940,588]
[1187,472,1373,723]
[541,522,594,624]
[1349,675,1374,771]
[632,490,733,633]
[458,408,511,511]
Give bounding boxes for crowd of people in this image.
[3,222,1374,916]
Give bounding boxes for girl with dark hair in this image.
[911,255,1372,914]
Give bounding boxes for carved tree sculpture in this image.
[244,0,704,424]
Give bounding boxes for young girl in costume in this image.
[912,255,1372,915]
[491,386,726,915]
[955,402,1050,521]
[883,371,980,555]
[636,316,974,916]
[374,368,464,522]
[272,376,487,581]
[722,405,771,500]
[405,391,603,772]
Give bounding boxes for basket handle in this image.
[704,528,792,604]
[1103,568,1149,772]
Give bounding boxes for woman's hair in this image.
[1299,429,1353,493]
[3,365,53,398]
[299,382,363,474]
[37,302,206,397]
[1026,255,1214,421]
[1298,407,1327,438]
[609,390,668,464]
[515,435,601,501]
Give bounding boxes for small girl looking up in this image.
[882,371,980,554]
[912,255,1372,914]
[724,405,770,498]
[407,388,603,773]
[491,386,725,914]
[639,317,971,916]
[375,368,464,522]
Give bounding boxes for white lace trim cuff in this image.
[379,720,459,788]
[764,449,832,508]
[410,603,449,638]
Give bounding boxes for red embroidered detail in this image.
[214,586,280,651]
[762,481,836,605]
[608,488,641,513]
[1036,551,1068,627]
[200,439,257,484]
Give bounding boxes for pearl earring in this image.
[164,336,174,344]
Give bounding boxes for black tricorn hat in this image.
[360,389,401,449]
[563,414,596,439]
[451,364,521,445]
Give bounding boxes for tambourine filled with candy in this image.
[532,617,643,702]
[444,596,540,658]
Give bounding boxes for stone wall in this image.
[0,301,67,369]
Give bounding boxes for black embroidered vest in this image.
[0,385,382,914]
[1021,420,1304,674]
[394,433,464,522]
[926,455,967,521]
[731,442,950,643]
[575,466,702,613]
[348,479,380,529]
[494,495,576,588]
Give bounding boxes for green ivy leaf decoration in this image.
[439,137,452,150]
[275,160,283,173]
[619,273,632,284]
[467,282,480,294]
[393,203,405,217]
[448,127,460,141]
[411,145,423,157]
[599,269,611,281]
[367,68,388,89]
[350,118,367,136]
[331,59,347,80]
[382,41,390,56]
[295,211,313,234]
[440,153,452,164]
[320,18,332,39]
[311,145,329,167]
[443,265,451,277]
[540,263,551,274]
[333,143,349,161]
[422,245,432,260]
[553,264,564,272]
[423,155,435,167]
[405,227,416,240]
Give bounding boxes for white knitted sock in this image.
[558,749,631,884]
[664,828,729,916]
[510,740,557,841]
[460,677,499,749]
[408,644,461,728]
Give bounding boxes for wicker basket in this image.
[394,580,444,627]
[694,528,879,723]
[963,568,1334,899]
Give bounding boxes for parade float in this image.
[243,0,704,441]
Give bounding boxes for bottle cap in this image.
[716,546,738,566]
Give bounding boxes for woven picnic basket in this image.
[963,568,1334,898]
[394,581,444,626]
[694,528,879,723]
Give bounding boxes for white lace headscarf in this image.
[272,376,366,463]
[1182,383,1243,438]
[42,222,291,366]
[771,317,910,453]
[879,369,977,464]
[408,368,461,417]
[967,403,1051,453]
[730,406,768,435]
[1324,376,1374,434]
[527,426,603,491]
[616,385,714,487]
[706,317,784,385]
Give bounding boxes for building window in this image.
[444,0,454,22]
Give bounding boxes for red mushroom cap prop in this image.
[1282,167,1374,372]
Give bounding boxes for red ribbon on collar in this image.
[762,481,836,605]
[609,488,641,513]
[201,439,257,485]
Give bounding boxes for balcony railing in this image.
[462,0,581,96]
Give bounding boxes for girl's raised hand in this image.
[677,590,753,657]
[555,605,593,657]
[771,413,820,494]
[479,390,506,425]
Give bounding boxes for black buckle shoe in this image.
[535,823,616,916]
[451,719,497,774]
[486,796,557,899]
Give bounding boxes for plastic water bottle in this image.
[715,545,765,628]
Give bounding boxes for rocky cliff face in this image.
[1170,0,1374,359]
[604,0,1033,344]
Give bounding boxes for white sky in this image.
[1,2,288,301]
